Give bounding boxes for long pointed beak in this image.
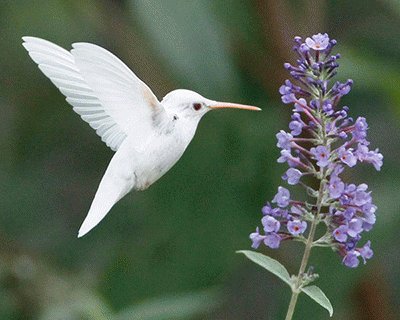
[209,101,261,111]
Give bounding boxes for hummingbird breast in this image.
[124,122,195,191]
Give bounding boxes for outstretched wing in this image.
[22,36,166,151]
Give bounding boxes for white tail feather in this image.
[78,147,135,237]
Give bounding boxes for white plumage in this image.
[22,36,260,237]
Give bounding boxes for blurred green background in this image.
[0,0,399,319]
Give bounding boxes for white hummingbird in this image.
[22,36,261,237]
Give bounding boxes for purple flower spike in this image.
[264,233,281,249]
[311,146,330,167]
[249,33,381,268]
[305,33,330,51]
[287,220,307,236]
[272,187,291,208]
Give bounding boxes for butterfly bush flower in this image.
[250,33,383,269]
[305,33,330,51]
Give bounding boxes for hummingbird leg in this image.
[132,171,151,191]
[135,181,151,191]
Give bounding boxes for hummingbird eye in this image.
[192,103,202,111]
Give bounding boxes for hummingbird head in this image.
[161,89,261,122]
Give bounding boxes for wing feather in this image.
[22,36,166,151]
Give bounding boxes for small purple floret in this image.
[338,147,357,167]
[283,168,302,185]
[328,176,345,199]
[262,215,281,233]
[289,120,303,136]
[261,203,280,216]
[356,144,383,171]
[305,33,330,51]
[287,220,307,236]
[359,241,373,263]
[333,225,348,242]
[343,250,360,268]
[250,227,265,249]
[272,187,291,208]
[322,101,334,115]
[352,117,368,142]
[294,98,308,112]
[264,233,281,249]
[276,130,293,150]
[343,208,356,220]
[311,145,330,167]
[347,218,363,237]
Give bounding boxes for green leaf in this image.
[301,285,333,317]
[114,289,220,320]
[237,250,291,286]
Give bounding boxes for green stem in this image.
[285,114,328,320]
[284,204,320,320]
